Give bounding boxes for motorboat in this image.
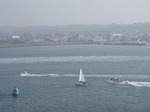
[20,71,31,76]
[108,76,124,84]
[75,68,88,86]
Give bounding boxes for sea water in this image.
[0,45,150,112]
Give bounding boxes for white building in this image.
[12,35,20,39]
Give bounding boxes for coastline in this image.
[0,41,147,48]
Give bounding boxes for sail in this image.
[79,68,86,82]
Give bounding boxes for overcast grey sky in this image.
[0,0,150,26]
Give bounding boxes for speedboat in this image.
[20,71,31,76]
[108,76,124,84]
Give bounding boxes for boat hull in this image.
[20,72,30,76]
[108,77,124,84]
[75,81,88,86]
[108,80,124,84]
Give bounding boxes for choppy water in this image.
[0,45,150,112]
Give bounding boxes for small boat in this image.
[20,71,31,76]
[12,88,19,96]
[75,68,88,86]
[108,76,124,84]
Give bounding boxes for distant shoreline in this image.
[0,42,89,48]
[0,42,148,48]
[0,23,150,48]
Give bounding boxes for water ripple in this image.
[0,56,150,63]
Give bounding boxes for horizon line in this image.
[0,22,150,27]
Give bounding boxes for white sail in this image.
[79,68,86,82]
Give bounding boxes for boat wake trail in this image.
[110,80,150,87]
[20,73,77,77]
[2,56,150,63]
[20,73,120,78]
[126,81,150,87]
[20,73,150,87]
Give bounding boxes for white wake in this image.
[20,73,150,87]
[126,81,150,87]
[1,56,150,63]
[20,73,77,77]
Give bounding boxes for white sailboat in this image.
[75,68,88,86]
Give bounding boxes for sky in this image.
[0,0,150,26]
